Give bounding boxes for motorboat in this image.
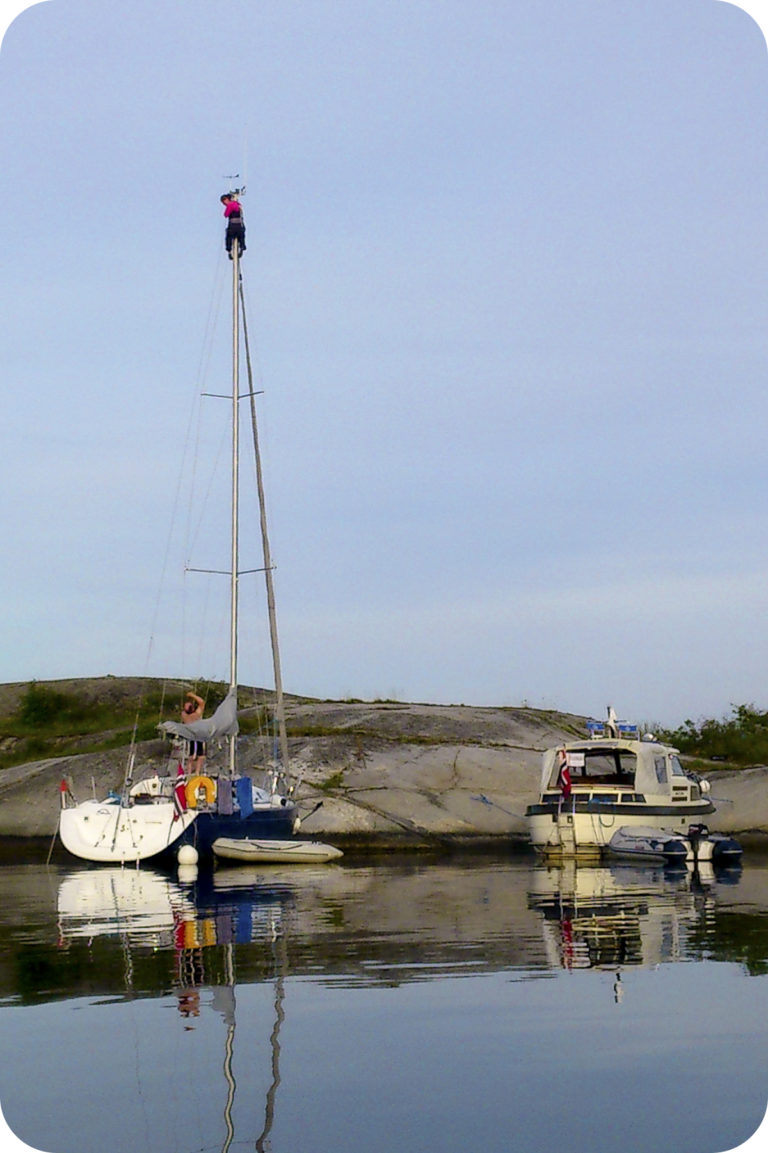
[526,708,716,860]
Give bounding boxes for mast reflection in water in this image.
[167,869,290,1153]
[0,854,767,1153]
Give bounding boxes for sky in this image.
[2,1,768,732]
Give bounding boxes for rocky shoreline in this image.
[2,694,768,850]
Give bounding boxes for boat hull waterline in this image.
[59,801,197,864]
[527,802,716,860]
[58,796,298,864]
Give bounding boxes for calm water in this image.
[0,851,767,1153]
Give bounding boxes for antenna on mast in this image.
[223,174,246,198]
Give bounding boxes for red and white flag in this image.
[173,763,187,822]
[558,748,572,798]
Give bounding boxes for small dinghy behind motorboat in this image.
[212,837,344,864]
[684,823,743,868]
[608,823,743,869]
[607,826,689,866]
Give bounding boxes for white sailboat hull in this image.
[59,799,197,863]
[212,837,343,864]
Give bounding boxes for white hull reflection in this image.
[56,862,294,1152]
[528,860,722,972]
[57,867,195,946]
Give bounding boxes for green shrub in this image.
[0,678,255,772]
[661,704,768,766]
[18,683,85,727]
[320,770,345,793]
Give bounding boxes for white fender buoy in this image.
[178,844,199,866]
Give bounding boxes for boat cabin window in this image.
[655,756,668,785]
[669,755,687,777]
[560,748,636,785]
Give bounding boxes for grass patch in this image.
[319,770,345,793]
[0,680,232,772]
[0,680,284,772]
[238,707,272,735]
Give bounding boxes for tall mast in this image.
[239,281,290,776]
[229,241,241,777]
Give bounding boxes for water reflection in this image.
[527,859,737,971]
[49,855,759,995]
[57,866,196,946]
[1,855,767,1153]
[56,865,297,1153]
[2,854,767,999]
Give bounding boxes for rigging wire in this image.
[116,244,232,795]
[122,232,287,779]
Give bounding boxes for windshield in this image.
[551,747,636,787]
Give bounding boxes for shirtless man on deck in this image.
[181,691,206,774]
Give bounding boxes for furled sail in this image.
[159,687,239,744]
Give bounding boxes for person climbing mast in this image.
[221,189,246,259]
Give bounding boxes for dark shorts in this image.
[187,740,206,759]
[226,222,246,253]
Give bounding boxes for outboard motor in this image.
[687,822,709,864]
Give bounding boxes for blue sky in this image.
[2,1,768,729]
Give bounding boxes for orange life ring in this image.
[185,775,217,809]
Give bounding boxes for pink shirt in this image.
[224,199,242,218]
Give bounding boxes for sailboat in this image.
[59,194,339,867]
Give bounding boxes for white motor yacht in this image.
[526,710,715,860]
